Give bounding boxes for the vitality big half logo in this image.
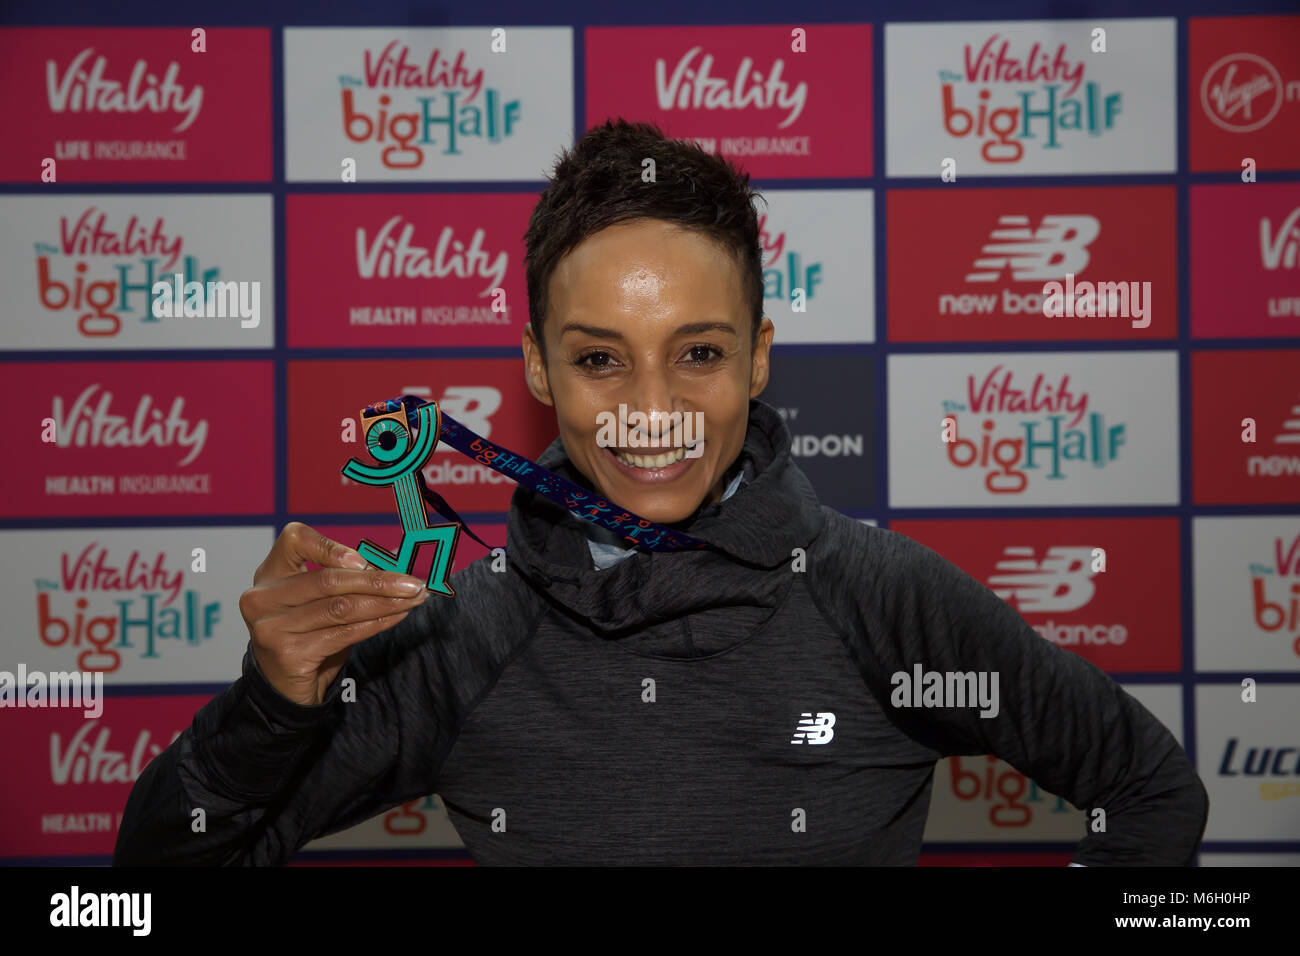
[0,528,271,684]
[886,19,1176,176]
[1194,517,1300,671]
[749,190,872,343]
[0,196,273,350]
[283,28,572,181]
[889,352,1179,507]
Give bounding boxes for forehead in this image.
[547,219,744,322]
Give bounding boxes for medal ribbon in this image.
[361,395,712,553]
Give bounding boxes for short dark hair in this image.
[524,118,765,359]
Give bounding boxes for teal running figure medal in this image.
[342,397,462,596]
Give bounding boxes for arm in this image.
[113,593,455,866]
[816,520,1208,865]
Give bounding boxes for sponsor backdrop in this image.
[0,0,1296,867]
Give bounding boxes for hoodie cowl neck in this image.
[504,399,826,646]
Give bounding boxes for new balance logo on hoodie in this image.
[791,712,836,744]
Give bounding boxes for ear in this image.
[522,323,554,407]
[748,317,774,398]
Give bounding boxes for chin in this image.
[595,483,706,525]
[583,445,715,524]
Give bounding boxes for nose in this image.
[622,363,687,444]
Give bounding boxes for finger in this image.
[303,605,424,658]
[260,522,368,582]
[260,566,427,611]
[276,589,429,636]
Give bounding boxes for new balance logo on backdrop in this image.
[1276,400,1300,445]
[1247,397,1300,479]
[342,385,504,487]
[965,215,1100,282]
[791,712,835,744]
[988,546,1098,612]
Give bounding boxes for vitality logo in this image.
[1249,530,1300,657]
[46,47,204,132]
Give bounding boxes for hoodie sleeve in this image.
[818,521,1208,866]
[113,560,521,866]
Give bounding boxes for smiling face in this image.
[523,218,774,525]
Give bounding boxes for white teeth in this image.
[614,445,690,469]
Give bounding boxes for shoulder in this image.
[804,511,996,632]
[806,510,949,585]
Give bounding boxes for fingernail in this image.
[395,578,423,594]
[343,551,368,569]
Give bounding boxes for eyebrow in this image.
[558,321,738,339]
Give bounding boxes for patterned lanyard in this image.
[360,395,713,553]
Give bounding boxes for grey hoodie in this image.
[114,399,1208,865]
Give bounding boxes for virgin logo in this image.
[1201,53,1283,133]
[47,48,205,133]
[51,385,209,467]
[50,724,179,786]
[355,216,508,296]
[655,46,808,128]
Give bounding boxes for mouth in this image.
[604,441,705,483]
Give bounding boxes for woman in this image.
[114,119,1207,865]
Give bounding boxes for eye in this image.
[574,349,618,371]
[682,344,724,365]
